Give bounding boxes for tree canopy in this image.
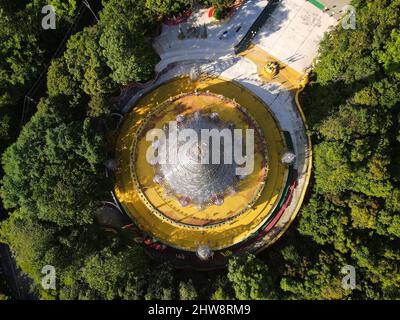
[227,254,275,300]
[1,96,110,226]
[99,0,160,84]
[145,0,192,19]
[295,0,400,299]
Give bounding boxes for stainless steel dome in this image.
[153,112,237,208]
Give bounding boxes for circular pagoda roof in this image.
[156,112,237,208]
[115,77,288,251]
[132,91,268,227]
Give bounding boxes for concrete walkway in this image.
[252,0,339,73]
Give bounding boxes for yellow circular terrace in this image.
[115,77,288,251]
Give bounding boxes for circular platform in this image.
[115,77,288,251]
[132,92,268,227]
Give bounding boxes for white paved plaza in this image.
[153,0,269,72]
[253,0,337,73]
[153,0,347,74]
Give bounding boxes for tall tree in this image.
[1,96,110,226]
[145,0,192,19]
[227,254,275,300]
[99,0,160,84]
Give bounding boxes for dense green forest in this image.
[0,0,399,300]
[296,0,400,299]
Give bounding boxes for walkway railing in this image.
[256,77,313,252]
[234,0,280,54]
